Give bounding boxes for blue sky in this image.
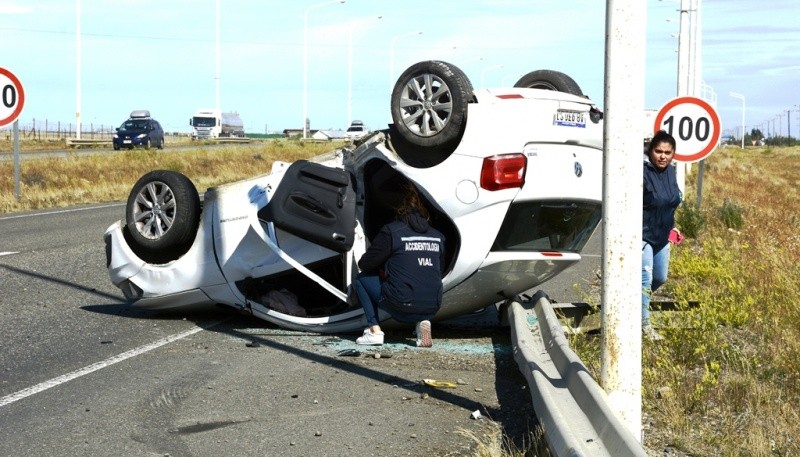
[1,0,798,138]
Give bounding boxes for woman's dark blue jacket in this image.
[643,160,682,251]
[357,209,445,316]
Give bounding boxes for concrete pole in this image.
[601,0,646,442]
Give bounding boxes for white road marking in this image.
[0,321,223,408]
[0,252,19,256]
[0,203,122,221]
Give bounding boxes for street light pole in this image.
[215,0,221,112]
[729,92,745,149]
[303,0,345,139]
[501,73,521,87]
[786,109,791,144]
[75,0,82,140]
[676,0,691,96]
[348,15,382,127]
[389,30,422,94]
[480,64,504,88]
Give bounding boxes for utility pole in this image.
[787,109,792,144]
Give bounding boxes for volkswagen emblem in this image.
[574,161,583,177]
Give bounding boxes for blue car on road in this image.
[113,110,165,150]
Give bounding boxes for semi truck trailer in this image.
[190,109,245,139]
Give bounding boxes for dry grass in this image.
[455,420,548,457]
[0,140,342,213]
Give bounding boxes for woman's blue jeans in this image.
[354,273,384,327]
[642,242,670,327]
[353,273,431,327]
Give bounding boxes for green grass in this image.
[572,146,800,456]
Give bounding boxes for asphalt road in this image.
[0,203,600,457]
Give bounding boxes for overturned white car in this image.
[104,60,604,332]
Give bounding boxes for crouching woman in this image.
[352,183,445,348]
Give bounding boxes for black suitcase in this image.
[259,160,356,252]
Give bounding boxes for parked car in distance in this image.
[345,120,369,140]
[113,110,165,150]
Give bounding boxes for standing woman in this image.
[642,130,682,340]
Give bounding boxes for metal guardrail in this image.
[507,291,648,457]
[215,137,251,143]
[65,138,112,147]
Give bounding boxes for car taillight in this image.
[480,154,526,191]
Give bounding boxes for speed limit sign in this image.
[653,96,721,163]
[0,67,25,127]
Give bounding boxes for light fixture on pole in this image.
[303,0,345,140]
[729,91,745,149]
[480,64,503,88]
[348,15,382,127]
[389,30,422,94]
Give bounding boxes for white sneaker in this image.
[415,320,432,348]
[356,328,384,345]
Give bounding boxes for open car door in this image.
[256,160,358,302]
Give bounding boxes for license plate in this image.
[123,140,132,144]
[553,110,586,128]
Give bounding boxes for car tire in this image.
[158,137,164,150]
[124,170,201,264]
[113,145,120,151]
[391,60,472,150]
[144,138,151,150]
[513,70,584,96]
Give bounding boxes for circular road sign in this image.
[0,67,25,127]
[653,96,721,163]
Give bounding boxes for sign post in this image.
[1,67,26,200]
[654,96,721,207]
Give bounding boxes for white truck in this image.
[189,109,245,139]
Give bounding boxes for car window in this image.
[492,200,601,253]
[120,120,149,131]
